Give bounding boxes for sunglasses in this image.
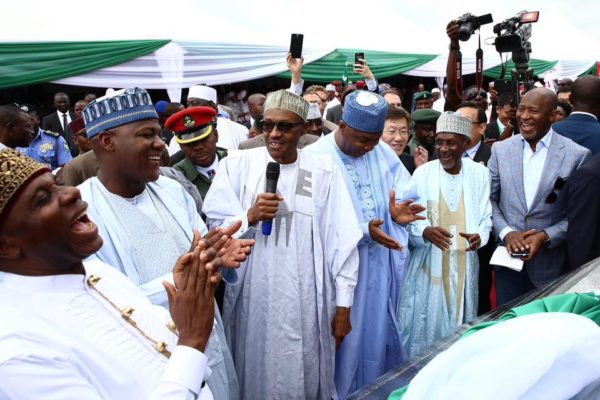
[262,120,304,133]
[545,177,566,204]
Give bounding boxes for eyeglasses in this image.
[386,128,410,136]
[308,120,323,127]
[545,177,566,204]
[262,120,304,133]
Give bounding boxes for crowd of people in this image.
[1,22,600,400]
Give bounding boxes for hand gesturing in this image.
[389,190,426,225]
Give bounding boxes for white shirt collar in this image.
[1,270,87,293]
[195,155,220,178]
[520,128,554,151]
[497,118,506,131]
[465,140,481,159]
[570,111,598,121]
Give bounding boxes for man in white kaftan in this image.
[398,112,492,358]
[203,90,362,400]
[0,149,228,399]
[76,88,243,400]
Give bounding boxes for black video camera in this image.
[456,13,493,41]
[491,11,540,112]
[493,11,539,53]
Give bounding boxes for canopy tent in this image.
[0,40,597,102]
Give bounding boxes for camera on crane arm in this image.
[492,11,540,108]
[456,13,493,41]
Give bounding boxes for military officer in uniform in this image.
[17,105,72,170]
[168,106,228,199]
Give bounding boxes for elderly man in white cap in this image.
[203,89,362,400]
[306,102,325,137]
[432,87,446,112]
[324,83,341,115]
[398,111,492,358]
[168,85,248,155]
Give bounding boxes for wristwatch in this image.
[541,230,551,245]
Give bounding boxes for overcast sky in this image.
[3,0,599,60]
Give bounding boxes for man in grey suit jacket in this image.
[238,132,318,150]
[488,88,591,305]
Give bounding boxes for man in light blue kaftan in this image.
[306,93,425,399]
[76,88,246,400]
[398,112,492,358]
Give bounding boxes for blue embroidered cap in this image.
[82,87,158,139]
[342,90,387,133]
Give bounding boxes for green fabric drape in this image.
[579,62,598,76]
[276,49,437,83]
[463,292,600,336]
[0,40,170,89]
[388,292,600,400]
[484,58,559,78]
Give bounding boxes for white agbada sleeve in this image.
[203,155,256,239]
[321,164,362,307]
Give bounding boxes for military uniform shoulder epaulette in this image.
[43,130,60,138]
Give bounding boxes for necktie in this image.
[207,169,216,180]
[62,113,68,132]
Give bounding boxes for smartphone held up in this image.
[289,33,303,59]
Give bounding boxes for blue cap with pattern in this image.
[82,87,158,139]
[342,90,387,133]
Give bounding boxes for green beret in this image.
[414,91,433,101]
[412,109,441,124]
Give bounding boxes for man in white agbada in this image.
[203,89,362,399]
[168,85,248,154]
[0,149,236,399]
[76,88,254,400]
[398,111,492,358]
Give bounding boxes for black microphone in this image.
[261,162,280,236]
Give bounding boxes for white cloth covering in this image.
[0,259,212,400]
[202,147,361,400]
[168,117,248,155]
[403,312,600,400]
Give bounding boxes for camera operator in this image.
[484,93,517,143]
[445,20,488,113]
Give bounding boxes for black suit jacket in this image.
[484,119,519,141]
[553,113,600,156]
[484,121,501,141]
[399,153,415,175]
[42,111,76,136]
[42,111,77,156]
[567,152,600,269]
[473,140,492,165]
